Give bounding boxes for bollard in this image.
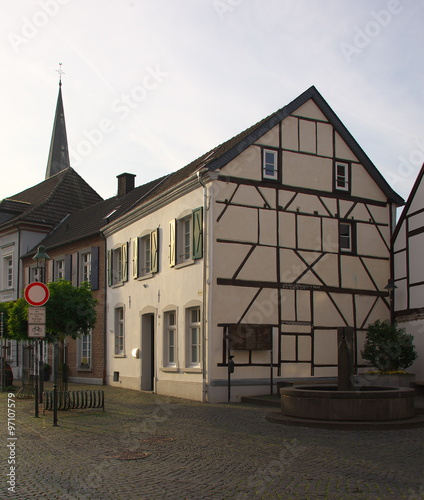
[53,384,58,426]
[34,375,39,418]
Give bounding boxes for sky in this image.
[1,0,423,206]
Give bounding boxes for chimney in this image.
[117,173,136,197]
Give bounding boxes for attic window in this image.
[335,161,350,192]
[262,149,278,180]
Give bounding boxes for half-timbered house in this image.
[393,163,424,380]
[104,86,403,402]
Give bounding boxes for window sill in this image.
[78,367,92,372]
[160,366,179,373]
[184,367,202,373]
[175,259,195,269]
[111,282,125,288]
[137,273,154,281]
[114,354,126,358]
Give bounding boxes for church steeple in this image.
[45,66,70,179]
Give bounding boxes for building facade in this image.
[103,86,403,402]
[0,82,102,380]
[393,163,424,380]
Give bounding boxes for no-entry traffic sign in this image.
[24,282,50,307]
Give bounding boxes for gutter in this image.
[197,169,208,403]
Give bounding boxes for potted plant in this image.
[359,319,418,387]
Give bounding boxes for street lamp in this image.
[32,245,51,409]
[33,245,51,283]
[385,278,397,325]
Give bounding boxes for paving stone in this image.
[1,383,424,499]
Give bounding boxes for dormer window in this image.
[262,149,278,180]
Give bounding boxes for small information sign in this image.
[28,306,46,338]
[28,324,46,338]
[28,307,46,324]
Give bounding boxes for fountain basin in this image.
[280,385,415,421]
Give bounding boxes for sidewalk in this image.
[2,383,424,499]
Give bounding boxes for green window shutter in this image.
[132,237,139,279]
[151,228,159,273]
[192,207,203,260]
[107,250,113,287]
[122,243,128,282]
[169,219,176,267]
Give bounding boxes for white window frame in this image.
[164,310,177,367]
[4,256,13,289]
[109,244,128,286]
[113,248,123,283]
[55,259,65,280]
[262,149,278,180]
[186,307,201,367]
[114,306,125,356]
[178,215,192,264]
[339,222,353,252]
[80,251,92,284]
[335,161,349,192]
[139,233,151,276]
[78,331,92,370]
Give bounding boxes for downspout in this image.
[17,226,22,380]
[101,232,107,385]
[17,226,21,300]
[197,169,208,402]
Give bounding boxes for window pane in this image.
[340,224,351,250]
[184,219,191,259]
[264,150,276,178]
[191,308,199,323]
[336,163,348,190]
[115,307,124,355]
[169,312,176,326]
[169,330,175,363]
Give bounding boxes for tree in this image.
[7,281,97,343]
[7,281,97,390]
[361,319,418,372]
[0,302,11,338]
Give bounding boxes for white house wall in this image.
[106,187,206,401]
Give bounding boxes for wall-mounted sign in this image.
[227,324,273,350]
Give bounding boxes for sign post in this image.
[24,283,49,417]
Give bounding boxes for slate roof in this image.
[27,175,168,251]
[0,167,103,230]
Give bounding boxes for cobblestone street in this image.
[1,384,424,500]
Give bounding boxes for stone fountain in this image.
[266,327,424,430]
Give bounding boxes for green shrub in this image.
[362,320,417,372]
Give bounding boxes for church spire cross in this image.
[56,62,65,86]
